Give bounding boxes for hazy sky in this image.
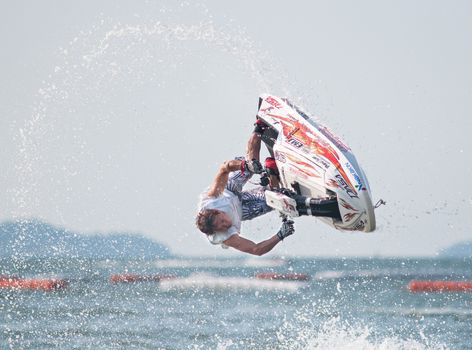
[1,1,471,257]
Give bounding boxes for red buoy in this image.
[408,280,472,292]
[109,274,174,283]
[0,276,68,291]
[255,272,310,281]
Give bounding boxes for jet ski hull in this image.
[257,94,376,233]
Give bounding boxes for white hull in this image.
[257,94,376,233]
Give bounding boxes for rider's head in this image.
[196,209,232,234]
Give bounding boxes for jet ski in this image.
[257,94,376,232]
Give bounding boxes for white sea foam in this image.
[314,267,466,280]
[159,273,304,292]
[372,306,472,318]
[154,258,285,268]
[277,317,447,350]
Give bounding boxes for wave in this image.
[314,267,470,280]
[370,307,472,318]
[158,273,304,292]
[314,268,407,280]
[154,258,285,269]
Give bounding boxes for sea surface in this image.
[1,257,471,350]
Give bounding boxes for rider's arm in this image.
[207,160,242,197]
[223,234,280,256]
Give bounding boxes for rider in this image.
[196,120,295,256]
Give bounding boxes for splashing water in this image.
[272,294,450,350]
[277,316,446,350]
[3,5,469,350]
[10,7,291,256]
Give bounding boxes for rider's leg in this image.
[246,131,261,161]
[264,157,280,189]
[279,189,341,219]
[241,187,273,221]
[246,117,272,161]
[297,197,341,219]
[227,131,262,195]
[269,175,280,189]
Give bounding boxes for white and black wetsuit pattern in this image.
[225,169,273,221]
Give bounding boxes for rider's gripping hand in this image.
[277,220,295,241]
[242,159,263,174]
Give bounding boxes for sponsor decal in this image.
[265,96,283,109]
[274,151,286,163]
[287,138,303,148]
[345,162,364,191]
[335,174,358,198]
[353,220,366,230]
[342,219,366,231]
[312,155,330,169]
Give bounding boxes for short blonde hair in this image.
[195,209,220,235]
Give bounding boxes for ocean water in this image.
[1,257,471,349]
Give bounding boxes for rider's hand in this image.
[242,159,263,174]
[277,220,295,241]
